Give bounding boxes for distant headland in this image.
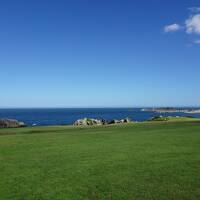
[141,107,200,114]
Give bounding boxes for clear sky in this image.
[1,0,200,108]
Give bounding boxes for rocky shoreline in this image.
[74,117,132,126]
[0,114,199,128]
[0,117,132,128]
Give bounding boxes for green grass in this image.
[166,116,200,121]
[149,116,200,122]
[0,121,200,200]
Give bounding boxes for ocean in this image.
[0,108,200,126]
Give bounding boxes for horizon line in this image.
[0,106,200,109]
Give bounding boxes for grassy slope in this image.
[0,122,200,200]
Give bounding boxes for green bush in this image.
[149,116,169,121]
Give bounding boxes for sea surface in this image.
[0,108,200,126]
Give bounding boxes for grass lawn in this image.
[0,121,200,200]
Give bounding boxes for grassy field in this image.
[0,121,200,200]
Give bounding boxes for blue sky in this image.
[1,0,200,108]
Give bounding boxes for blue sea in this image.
[0,108,200,126]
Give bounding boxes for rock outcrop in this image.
[74,117,132,126]
[0,119,26,128]
[74,118,108,126]
[108,118,132,124]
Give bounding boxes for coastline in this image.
[0,108,200,127]
[141,108,200,114]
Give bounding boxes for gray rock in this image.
[74,117,132,126]
[109,118,132,124]
[109,119,120,124]
[124,117,132,123]
[0,119,26,128]
[74,118,108,126]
